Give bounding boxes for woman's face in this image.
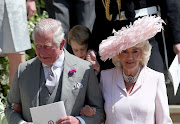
[119,47,142,72]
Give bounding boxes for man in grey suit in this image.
[5,18,105,124]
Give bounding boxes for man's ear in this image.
[60,39,65,50]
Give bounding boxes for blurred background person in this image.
[0,0,36,123]
[0,0,36,85]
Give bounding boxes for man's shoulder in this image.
[20,57,39,66]
[19,57,40,71]
[65,50,92,68]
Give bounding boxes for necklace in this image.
[123,66,141,84]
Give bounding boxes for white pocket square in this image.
[73,82,83,89]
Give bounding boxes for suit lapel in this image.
[115,67,127,94]
[130,66,146,95]
[60,49,78,115]
[30,58,44,107]
[38,67,50,106]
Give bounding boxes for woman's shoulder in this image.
[144,66,164,77]
[101,67,118,75]
[100,68,119,89]
[100,67,122,81]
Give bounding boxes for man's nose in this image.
[40,48,46,55]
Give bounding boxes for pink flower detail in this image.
[68,69,76,75]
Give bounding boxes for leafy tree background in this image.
[0,0,48,104]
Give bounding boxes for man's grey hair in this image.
[112,40,152,68]
[32,18,65,46]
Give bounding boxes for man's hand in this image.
[12,103,22,113]
[80,105,96,117]
[56,116,80,124]
[26,0,36,19]
[173,43,180,64]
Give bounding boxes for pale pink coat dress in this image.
[100,66,173,124]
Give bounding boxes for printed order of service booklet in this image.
[30,101,66,124]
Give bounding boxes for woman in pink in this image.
[99,16,173,124]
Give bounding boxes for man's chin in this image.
[41,60,52,65]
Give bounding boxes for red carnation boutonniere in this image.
[68,69,76,75]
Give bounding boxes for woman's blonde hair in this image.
[112,40,152,68]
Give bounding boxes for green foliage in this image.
[26,0,48,60]
[0,57,9,104]
[28,10,48,41]
[25,43,36,60]
[0,0,48,103]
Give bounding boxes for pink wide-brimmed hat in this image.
[99,16,164,61]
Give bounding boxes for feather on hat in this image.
[99,16,164,61]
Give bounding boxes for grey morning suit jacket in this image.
[5,49,105,124]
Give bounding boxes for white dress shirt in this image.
[43,51,64,89]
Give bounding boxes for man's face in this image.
[70,40,88,60]
[34,32,62,65]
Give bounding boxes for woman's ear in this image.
[60,39,65,50]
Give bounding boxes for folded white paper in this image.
[30,101,66,124]
[169,55,180,95]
